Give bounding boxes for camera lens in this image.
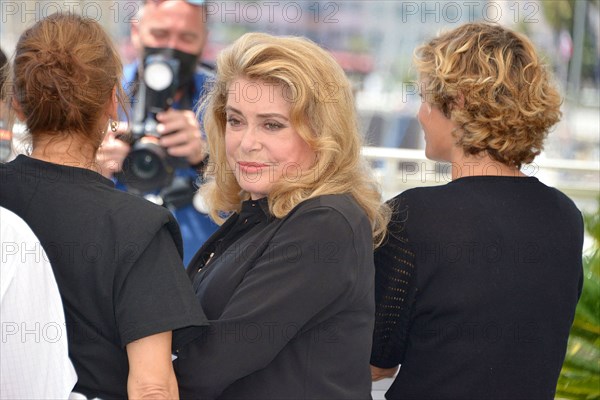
[131,151,160,180]
[118,140,174,193]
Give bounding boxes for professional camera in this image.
[117,46,199,194]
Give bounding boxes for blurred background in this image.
[1,1,599,398]
[1,0,598,209]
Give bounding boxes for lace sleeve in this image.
[370,194,416,368]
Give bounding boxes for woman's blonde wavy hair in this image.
[414,22,562,168]
[200,32,389,246]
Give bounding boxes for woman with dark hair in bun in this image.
[0,13,207,398]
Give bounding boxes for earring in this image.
[110,120,118,133]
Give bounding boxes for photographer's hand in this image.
[97,126,130,179]
[156,109,207,166]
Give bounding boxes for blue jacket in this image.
[117,62,218,266]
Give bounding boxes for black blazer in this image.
[175,194,375,400]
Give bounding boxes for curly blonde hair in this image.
[200,32,389,246]
[414,22,562,168]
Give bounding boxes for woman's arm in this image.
[126,331,178,399]
[115,223,208,396]
[370,194,417,371]
[371,365,399,381]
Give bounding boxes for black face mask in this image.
[142,46,199,91]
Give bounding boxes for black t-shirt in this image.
[371,176,584,400]
[1,155,208,398]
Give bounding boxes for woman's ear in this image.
[11,97,26,121]
[106,85,118,120]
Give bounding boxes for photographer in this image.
[97,0,217,265]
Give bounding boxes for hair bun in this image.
[10,13,125,143]
[39,48,75,72]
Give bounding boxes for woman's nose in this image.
[239,126,261,153]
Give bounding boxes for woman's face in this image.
[224,77,316,200]
[417,84,458,162]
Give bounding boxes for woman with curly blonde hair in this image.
[370,23,583,399]
[174,32,389,398]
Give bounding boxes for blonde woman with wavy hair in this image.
[174,32,389,398]
[201,32,388,238]
[370,23,583,399]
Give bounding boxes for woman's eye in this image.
[265,122,284,130]
[227,117,241,126]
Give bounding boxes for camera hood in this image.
[142,46,198,95]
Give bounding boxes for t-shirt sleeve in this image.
[370,194,417,368]
[174,205,368,398]
[115,225,208,346]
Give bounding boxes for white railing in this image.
[362,146,600,212]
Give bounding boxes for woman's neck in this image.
[31,133,100,172]
[450,149,525,180]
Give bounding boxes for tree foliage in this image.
[556,199,600,400]
[542,0,600,84]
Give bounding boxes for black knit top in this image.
[371,176,583,400]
